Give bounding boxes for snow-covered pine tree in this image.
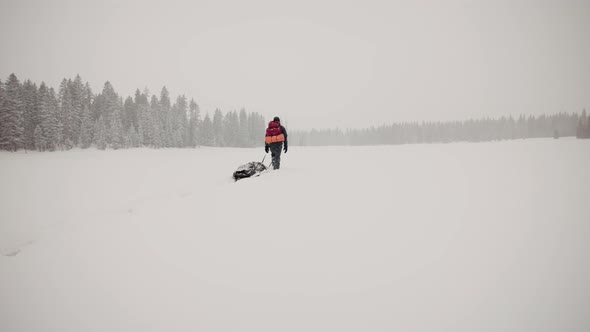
[22,80,40,150]
[230,111,240,146]
[222,110,239,147]
[583,110,590,139]
[137,102,151,147]
[58,79,75,149]
[143,107,157,147]
[0,74,25,151]
[248,112,265,147]
[35,83,51,151]
[96,82,122,146]
[174,95,188,147]
[47,87,62,150]
[33,125,45,151]
[101,81,119,119]
[131,126,142,147]
[94,116,107,150]
[577,110,586,138]
[213,109,224,146]
[83,82,93,112]
[159,87,172,147]
[168,97,180,147]
[70,75,85,145]
[137,121,145,147]
[202,112,214,146]
[188,99,201,147]
[123,96,135,134]
[150,94,163,148]
[247,112,256,146]
[124,125,134,148]
[0,79,4,147]
[132,89,146,146]
[109,108,124,149]
[238,108,249,147]
[79,105,94,148]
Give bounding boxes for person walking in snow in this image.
[265,116,288,169]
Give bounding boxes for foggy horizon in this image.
[1,0,589,130]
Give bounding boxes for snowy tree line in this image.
[576,110,590,139]
[0,74,267,151]
[292,112,590,146]
[2,73,589,151]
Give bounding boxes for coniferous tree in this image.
[83,82,93,111]
[47,87,62,150]
[159,87,171,146]
[95,82,121,146]
[101,81,119,120]
[247,112,257,146]
[58,79,75,148]
[202,112,214,146]
[213,109,224,146]
[22,80,40,150]
[238,109,250,147]
[577,109,587,138]
[0,74,24,151]
[250,113,266,146]
[172,95,188,147]
[222,110,239,147]
[35,83,51,150]
[109,109,124,149]
[94,116,107,150]
[79,105,94,148]
[34,125,45,151]
[35,85,57,150]
[0,79,5,147]
[124,125,135,148]
[150,95,162,148]
[137,121,145,147]
[70,75,85,144]
[123,96,135,133]
[188,99,200,147]
[135,91,151,147]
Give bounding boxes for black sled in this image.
[232,161,268,181]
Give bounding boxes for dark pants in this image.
[269,143,283,169]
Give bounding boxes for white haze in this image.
[1,0,589,129]
[1,139,590,331]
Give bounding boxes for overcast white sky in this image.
[1,0,589,129]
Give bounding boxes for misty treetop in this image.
[0,74,267,151]
[576,109,590,139]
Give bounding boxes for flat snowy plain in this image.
[1,138,589,332]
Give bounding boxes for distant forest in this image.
[0,73,589,152]
[293,111,590,146]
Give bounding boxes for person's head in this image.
[273,116,280,123]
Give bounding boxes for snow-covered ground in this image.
[1,139,589,332]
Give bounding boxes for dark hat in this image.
[273,116,280,122]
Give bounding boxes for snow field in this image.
[1,139,590,332]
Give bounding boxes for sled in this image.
[232,161,268,181]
